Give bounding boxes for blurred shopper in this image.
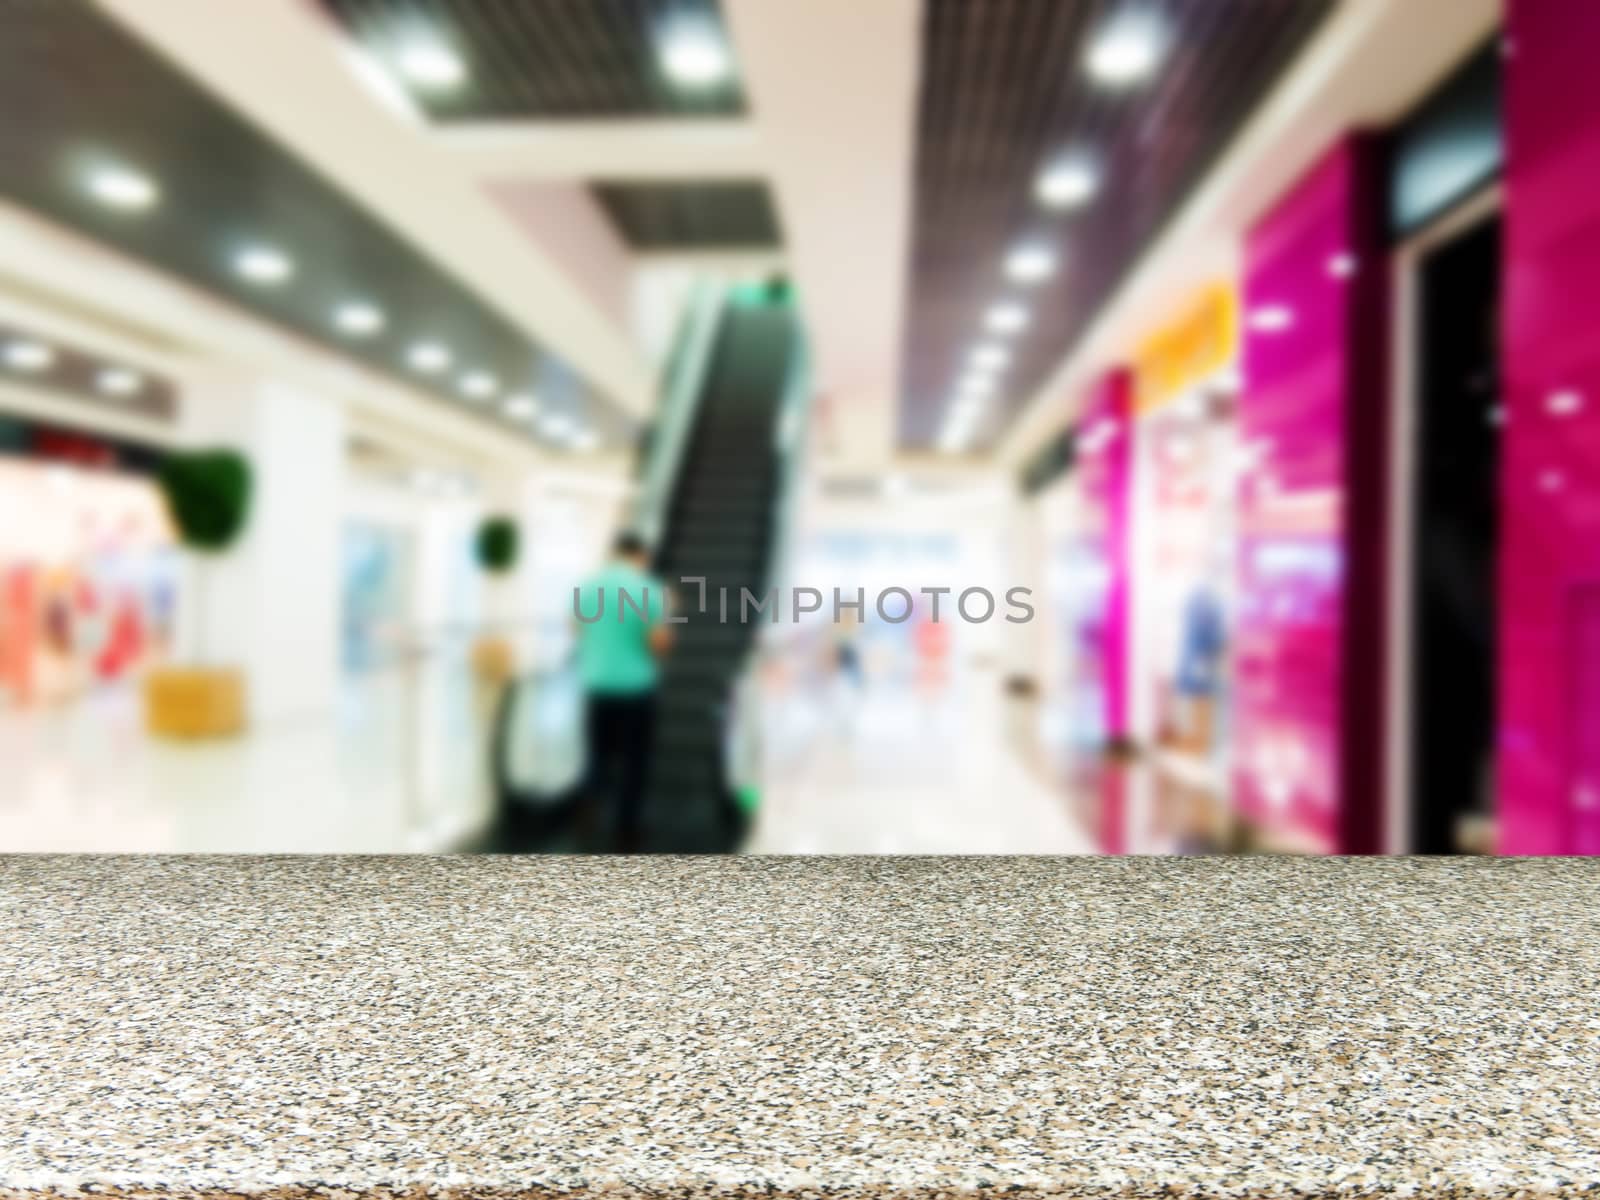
[831,609,864,688]
[573,532,674,852]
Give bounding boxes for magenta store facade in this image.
[1228,0,1600,855]
[1497,0,1600,854]
[1231,137,1391,855]
[1052,0,1600,854]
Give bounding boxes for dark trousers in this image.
[580,692,658,852]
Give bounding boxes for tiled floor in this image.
[0,664,493,853]
[2,656,1089,855]
[747,665,1093,854]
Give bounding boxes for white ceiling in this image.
[90,0,922,474]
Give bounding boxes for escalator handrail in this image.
[632,282,728,546]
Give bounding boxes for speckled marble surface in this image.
[3,856,1600,1199]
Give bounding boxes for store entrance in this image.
[1407,216,1501,852]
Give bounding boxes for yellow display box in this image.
[143,666,247,739]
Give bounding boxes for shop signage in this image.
[1132,284,1239,414]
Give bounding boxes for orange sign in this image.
[1133,284,1239,414]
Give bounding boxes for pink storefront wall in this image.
[1234,137,1390,854]
[1498,0,1600,854]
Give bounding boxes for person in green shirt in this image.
[572,532,675,852]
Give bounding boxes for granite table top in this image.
[2,855,1598,1200]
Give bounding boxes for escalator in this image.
[643,302,797,851]
[487,295,799,853]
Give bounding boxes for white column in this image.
[179,371,345,726]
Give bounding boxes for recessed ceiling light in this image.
[502,394,538,420]
[571,430,600,452]
[958,372,998,398]
[939,414,979,453]
[1035,155,1099,209]
[407,342,451,373]
[460,371,498,400]
[1004,242,1057,284]
[395,41,466,92]
[541,413,575,438]
[1085,10,1166,88]
[658,17,733,89]
[334,302,385,336]
[85,163,159,212]
[234,245,293,285]
[938,429,970,454]
[96,367,143,397]
[985,302,1031,335]
[970,344,1011,371]
[3,340,55,372]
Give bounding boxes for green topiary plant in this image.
[158,449,252,553]
[156,448,252,662]
[475,514,520,575]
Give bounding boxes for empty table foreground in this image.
[2,855,1598,1200]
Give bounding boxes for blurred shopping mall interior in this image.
[0,0,1593,856]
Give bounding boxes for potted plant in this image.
[472,513,520,684]
[143,448,252,738]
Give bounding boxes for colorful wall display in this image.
[0,459,177,708]
[1497,0,1600,854]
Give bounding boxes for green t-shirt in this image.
[574,561,669,694]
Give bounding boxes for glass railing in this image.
[631,282,727,547]
[722,320,811,831]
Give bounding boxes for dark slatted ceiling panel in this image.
[901,0,1339,447]
[319,0,744,120]
[592,182,781,250]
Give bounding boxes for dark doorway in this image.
[1408,216,1502,852]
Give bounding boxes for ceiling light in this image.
[970,344,1011,371]
[3,341,55,372]
[1327,252,1359,280]
[96,367,143,397]
[85,163,159,212]
[1035,156,1099,209]
[234,245,294,285]
[541,413,575,438]
[939,417,978,453]
[502,394,538,420]
[985,302,1031,335]
[407,342,451,373]
[571,430,600,452]
[460,371,498,400]
[658,18,733,89]
[395,41,466,92]
[1085,11,1166,88]
[335,302,385,336]
[1005,242,1057,284]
